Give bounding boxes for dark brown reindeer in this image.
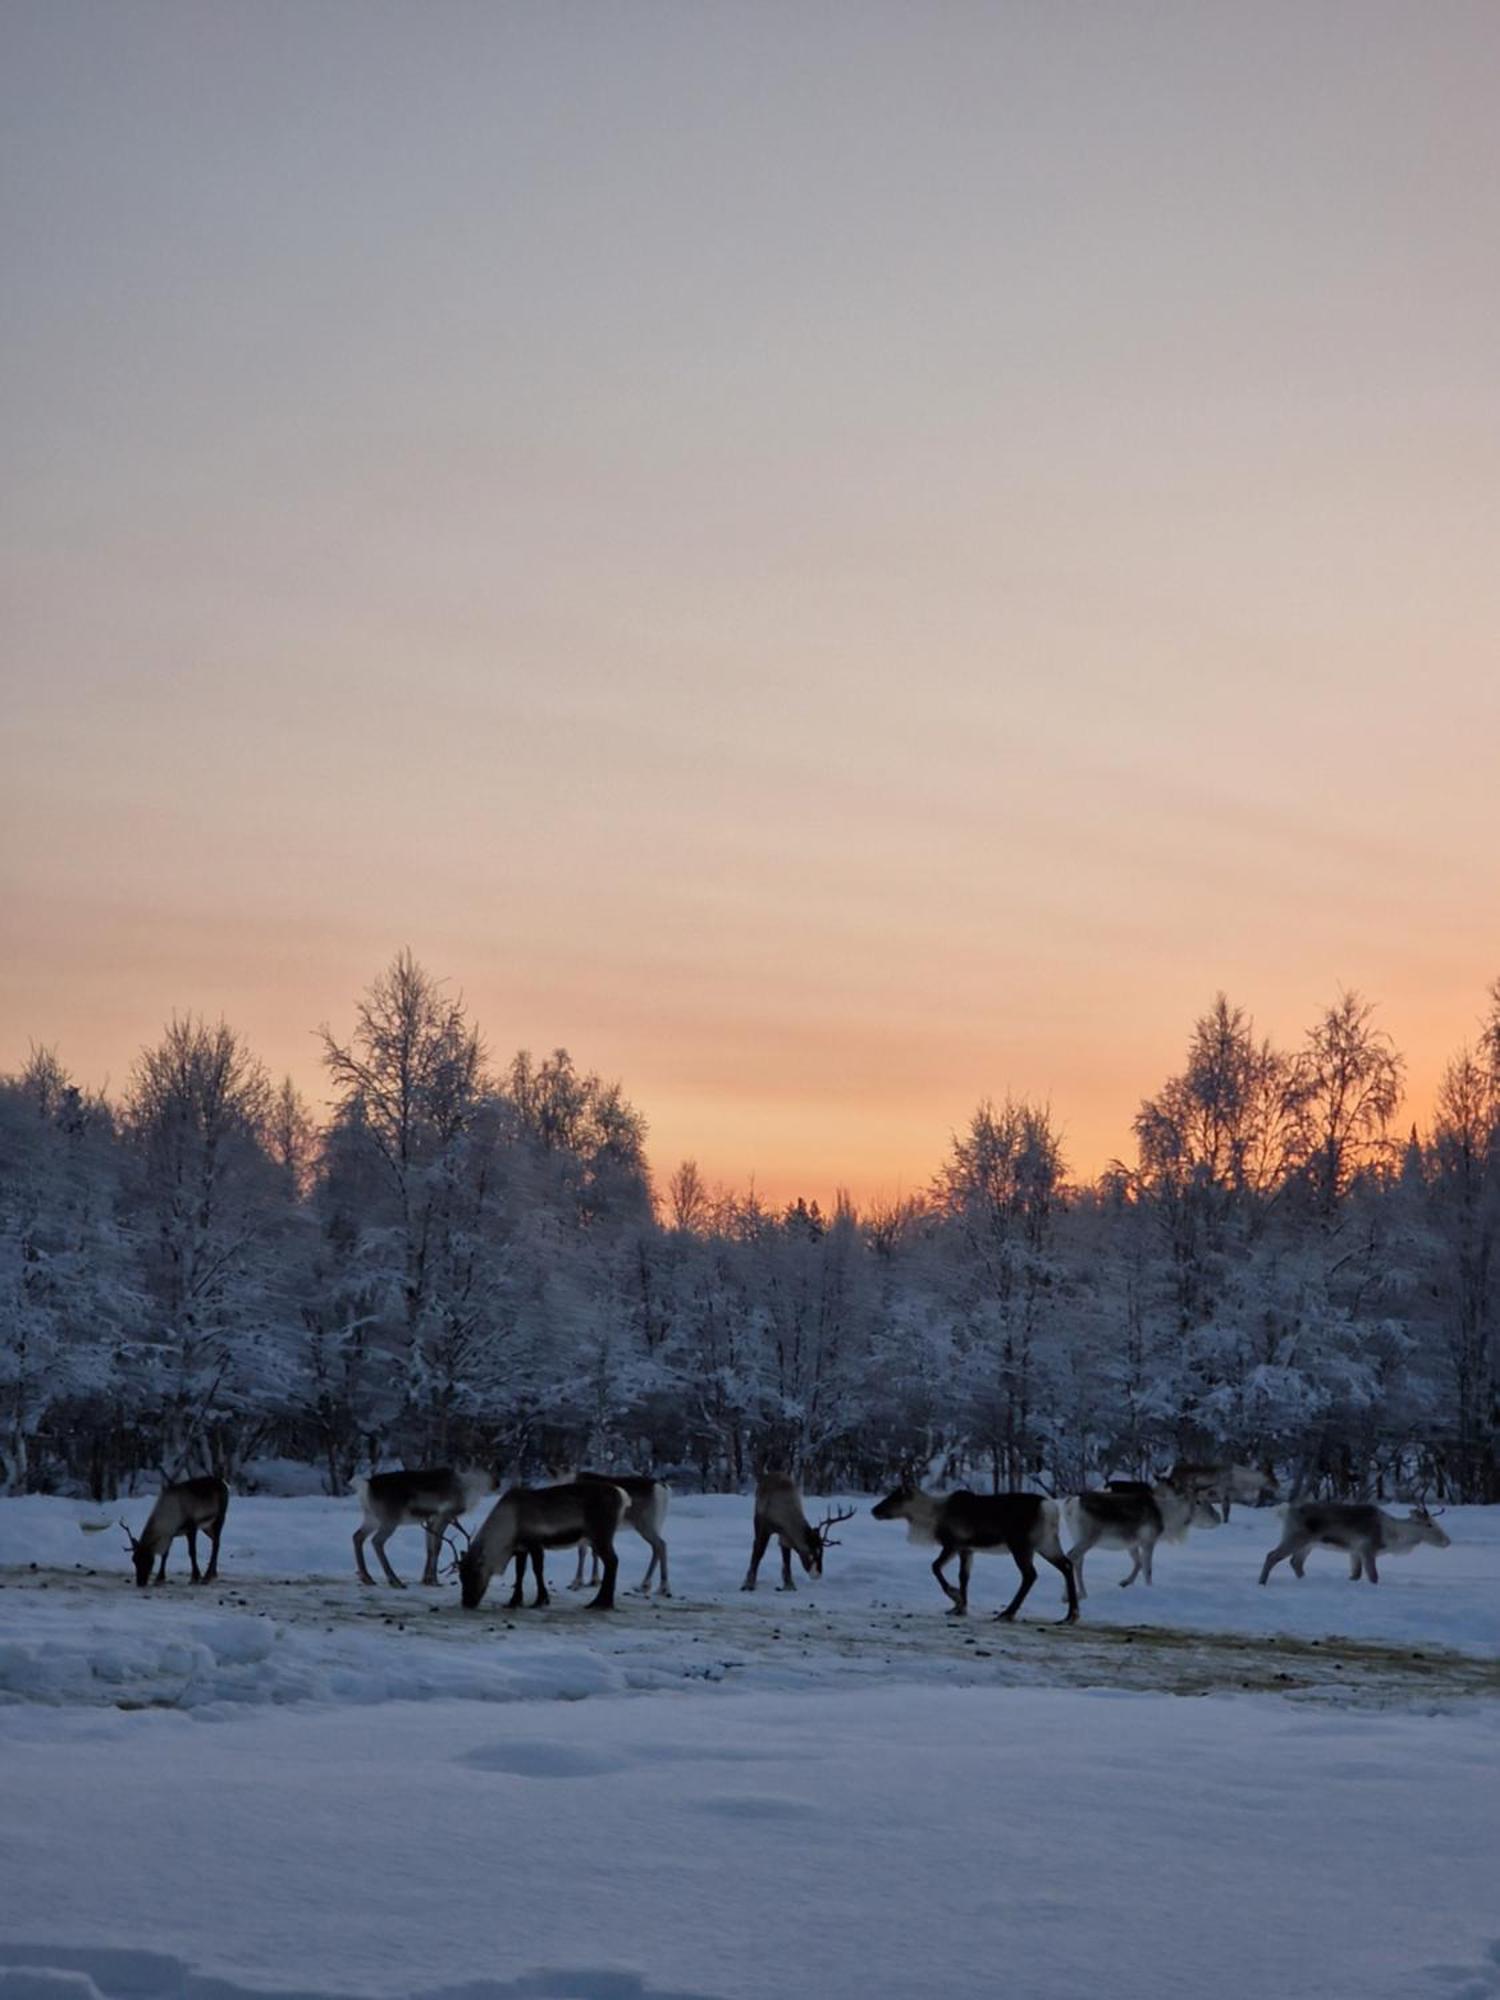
[871,1484,1080,1622]
[1259,1501,1450,1585]
[740,1473,855,1592]
[567,1473,672,1598]
[352,1467,493,1588]
[122,1475,229,1588]
[1065,1480,1220,1596]
[459,1481,630,1611]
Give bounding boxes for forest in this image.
[2,953,1496,1503]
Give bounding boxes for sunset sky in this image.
[3,4,1498,1204]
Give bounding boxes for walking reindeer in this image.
[1259,1501,1450,1585]
[871,1483,1080,1622]
[741,1473,855,1591]
[352,1467,493,1588]
[122,1476,230,1588]
[1169,1461,1279,1521]
[1065,1479,1220,1596]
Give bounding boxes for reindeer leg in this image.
[996,1548,1036,1622]
[1364,1552,1379,1584]
[532,1548,551,1608]
[655,1536,671,1598]
[1044,1550,1080,1623]
[741,1526,771,1591]
[568,1545,589,1590]
[1348,1554,1361,1581]
[505,1552,525,1609]
[371,1525,406,1588]
[1066,1537,1091,1601]
[186,1524,203,1583]
[205,1509,224,1583]
[154,1547,168,1585]
[588,1542,618,1611]
[1291,1550,1308,1577]
[419,1515,448,1586]
[933,1545,964,1613]
[1260,1537,1297,1585]
[353,1525,378,1586]
[777,1540,797,1591]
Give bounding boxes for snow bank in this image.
[1,1686,1497,2000]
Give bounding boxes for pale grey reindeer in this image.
[1259,1501,1450,1585]
[1170,1460,1279,1521]
[567,1473,672,1598]
[122,1475,229,1588]
[459,1480,630,1611]
[1066,1480,1220,1597]
[741,1473,855,1591]
[352,1467,493,1588]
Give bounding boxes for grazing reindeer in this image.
[871,1484,1079,1622]
[122,1476,229,1588]
[740,1474,855,1592]
[352,1467,492,1588]
[1170,1461,1278,1521]
[459,1481,630,1611]
[1065,1481,1219,1597]
[568,1474,672,1598]
[1259,1502,1450,1585]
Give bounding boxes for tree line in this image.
[2,953,1496,1501]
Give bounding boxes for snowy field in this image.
[1,1493,1497,2000]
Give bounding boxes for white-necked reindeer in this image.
[740,1473,855,1591]
[1065,1480,1220,1597]
[871,1484,1080,1622]
[459,1480,630,1611]
[122,1476,229,1588]
[1170,1460,1279,1521]
[567,1473,672,1597]
[1259,1501,1450,1585]
[352,1466,492,1588]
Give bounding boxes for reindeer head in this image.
[456,1524,491,1609]
[805,1504,856,1574]
[120,1519,151,1588]
[1409,1505,1451,1550]
[871,1484,918,1522]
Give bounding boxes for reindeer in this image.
[459,1480,630,1611]
[1170,1460,1278,1521]
[352,1466,493,1588]
[740,1473,855,1591]
[1259,1501,1450,1585]
[1065,1480,1220,1597]
[871,1484,1079,1622]
[121,1476,229,1588]
[567,1473,672,1597]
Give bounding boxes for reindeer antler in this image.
[119,1517,139,1552]
[815,1504,857,1548]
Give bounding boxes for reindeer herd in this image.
[114,1460,1454,1628]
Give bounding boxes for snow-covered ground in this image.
[1,1494,1497,2000]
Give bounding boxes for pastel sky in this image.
[3,3,1498,1204]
